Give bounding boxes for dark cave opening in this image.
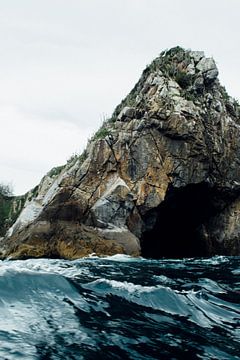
[141,183,218,259]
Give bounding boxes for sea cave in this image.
[141,183,219,259]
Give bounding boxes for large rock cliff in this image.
[1,47,240,259]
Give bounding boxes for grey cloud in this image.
[0,0,239,194]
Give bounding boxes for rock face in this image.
[1,46,240,259]
[0,193,26,238]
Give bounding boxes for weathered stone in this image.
[196,57,217,73]
[117,106,135,121]
[1,221,125,260]
[215,100,222,112]
[189,51,205,63]
[194,76,205,93]
[87,175,134,228]
[186,63,195,75]
[1,46,240,259]
[199,198,240,255]
[205,69,219,84]
[97,226,140,256]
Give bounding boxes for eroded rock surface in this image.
[1,46,240,259]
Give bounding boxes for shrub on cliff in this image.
[0,183,13,197]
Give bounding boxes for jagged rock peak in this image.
[112,46,239,124]
[136,47,218,90]
[1,47,240,259]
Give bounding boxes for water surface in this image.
[0,255,239,359]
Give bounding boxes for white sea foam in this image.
[101,254,142,262]
[0,258,89,279]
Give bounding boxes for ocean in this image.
[0,255,239,359]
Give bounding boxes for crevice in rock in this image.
[141,183,221,258]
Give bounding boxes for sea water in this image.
[0,255,239,359]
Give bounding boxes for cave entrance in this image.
[141,183,218,259]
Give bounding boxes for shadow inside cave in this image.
[141,183,220,259]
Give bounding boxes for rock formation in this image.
[1,46,240,259]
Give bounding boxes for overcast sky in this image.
[0,0,239,195]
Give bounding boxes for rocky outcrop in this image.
[0,193,27,238]
[1,46,240,259]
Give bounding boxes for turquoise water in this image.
[0,255,239,359]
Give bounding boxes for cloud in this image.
[0,0,239,194]
[0,105,92,194]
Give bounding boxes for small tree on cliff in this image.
[0,183,13,197]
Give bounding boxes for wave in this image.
[82,278,240,330]
[0,256,239,359]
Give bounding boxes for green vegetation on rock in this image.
[93,127,110,140]
[175,71,193,89]
[0,189,26,237]
[47,165,65,178]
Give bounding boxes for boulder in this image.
[117,106,135,121]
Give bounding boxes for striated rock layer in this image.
[1,46,240,259]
